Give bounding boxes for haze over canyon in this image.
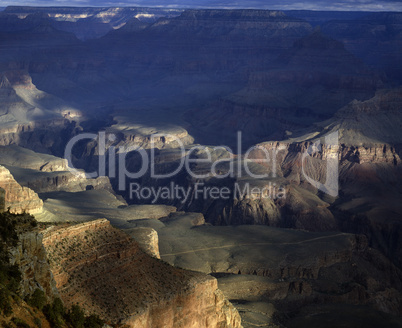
[0,5,401,328]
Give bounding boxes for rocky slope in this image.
[0,70,83,156]
[0,145,68,172]
[9,229,59,301]
[5,163,113,194]
[312,87,402,146]
[11,10,313,149]
[122,143,336,231]
[123,212,402,325]
[269,87,402,266]
[321,12,402,82]
[185,28,382,147]
[0,212,57,328]
[42,219,242,328]
[147,9,312,40]
[120,88,402,274]
[0,165,43,214]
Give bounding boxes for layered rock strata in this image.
[0,165,43,214]
[9,230,59,301]
[42,219,242,328]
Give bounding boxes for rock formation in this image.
[8,166,113,194]
[9,230,59,301]
[42,219,242,328]
[0,70,82,157]
[128,227,161,259]
[0,165,43,214]
[123,212,402,324]
[0,145,69,172]
[184,28,382,147]
[0,7,400,327]
[321,12,402,81]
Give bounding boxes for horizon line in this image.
[1,4,402,12]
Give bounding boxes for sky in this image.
[0,0,402,11]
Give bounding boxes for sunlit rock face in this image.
[42,219,242,328]
[128,227,161,259]
[0,70,83,157]
[0,165,43,214]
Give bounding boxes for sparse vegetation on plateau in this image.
[0,212,106,328]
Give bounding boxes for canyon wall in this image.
[42,219,242,328]
[9,230,59,301]
[128,227,161,259]
[124,276,241,328]
[0,165,43,214]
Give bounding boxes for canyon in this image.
[0,165,43,214]
[41,219,242,328]
[0,6,401,328]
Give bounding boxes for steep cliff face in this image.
[124,276,241,328]
[254,88,402,267]
[247,88,402,184]
[0,165,43,214]
[42,219,242,328]
[9,230,59,301]
[126,144,337,231]
[128,227,161,259]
